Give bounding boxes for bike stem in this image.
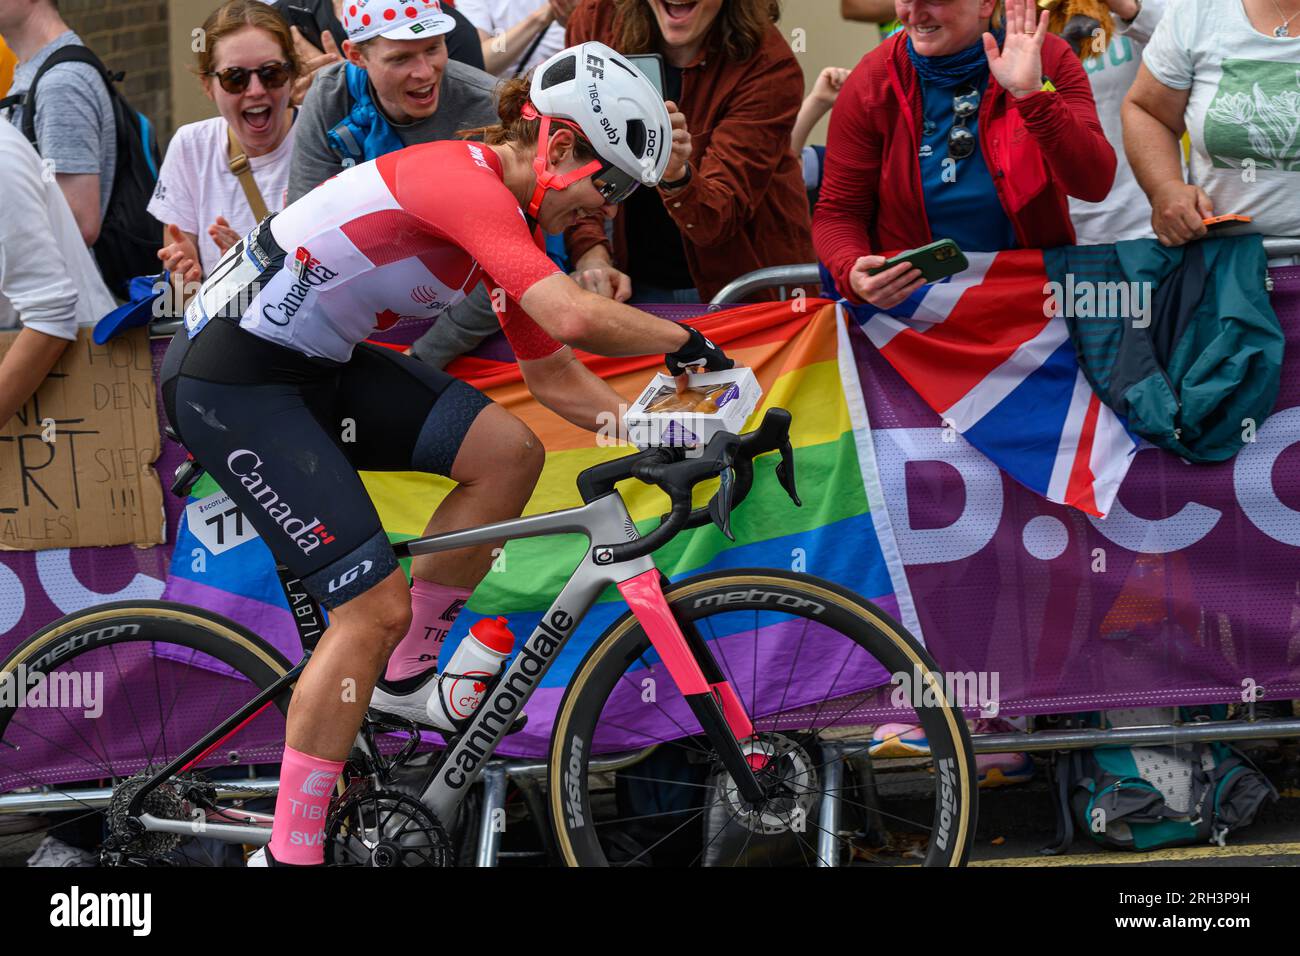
[616,571,769,804]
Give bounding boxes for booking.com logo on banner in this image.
[873,406,1300,568]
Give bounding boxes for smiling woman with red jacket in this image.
[564,0,814,304]
[814,0,1116,310]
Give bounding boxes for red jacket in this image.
[814,32,1115,303]
[564,0,814,301]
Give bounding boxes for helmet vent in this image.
[610,57,639,79]
[541,55,577,88]
[626,119,647,158]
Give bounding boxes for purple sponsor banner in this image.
[0,345,186,663]
[856,267,1300,717]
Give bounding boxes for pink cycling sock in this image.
[268,745,345,865]
[384,579,474,682]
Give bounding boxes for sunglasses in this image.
[591,163,643,205]
[205,62,294,95]
[532,108,644,205]
[947,83,980,161]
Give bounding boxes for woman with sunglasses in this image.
[161,41,730,867]
[150,0,301,292]
[813,0,1117,310]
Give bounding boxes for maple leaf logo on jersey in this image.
[290,246,318,280]
[374,308,404,330]
[473,681,487,694]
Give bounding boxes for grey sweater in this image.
[288,59,500,202]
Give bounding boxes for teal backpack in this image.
[1049,708,1276,853]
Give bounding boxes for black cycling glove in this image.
[665,326,734,376]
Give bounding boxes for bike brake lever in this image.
[775,440,801,507]
[708,466,736,541]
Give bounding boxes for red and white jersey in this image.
[239,140,564,363]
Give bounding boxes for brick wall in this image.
[58,0,171,144]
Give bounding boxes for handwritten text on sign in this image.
[0,328,164,550]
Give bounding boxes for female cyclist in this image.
[159,40,732,866]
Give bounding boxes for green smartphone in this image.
[869,238,968,283]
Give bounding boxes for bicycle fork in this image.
[617,570,769,805]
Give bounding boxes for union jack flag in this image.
[840,250,1139,517]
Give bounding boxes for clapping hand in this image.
[158,224,202,286]
[208,215,240,254]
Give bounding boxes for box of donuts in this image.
[623,367,762,448]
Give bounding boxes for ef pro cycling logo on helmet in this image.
[584,53,605,80]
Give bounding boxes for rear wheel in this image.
[549,571,977,867]
[0,602,293,866]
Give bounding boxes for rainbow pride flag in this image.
[162,302,902,756]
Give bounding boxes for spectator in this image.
[814,0,1115,311]
[791,66,850,211]
[0,0,116,248]
[842,0,904,38]
[457,0,574,77]
[269,0,487,81]
[564,0,815,304]
[1122,0,1299,249]
[149,0,301,290]
[0,120,114,429]
[287,0,498,202]
[1067,0,1168,244]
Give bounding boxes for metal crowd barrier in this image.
[708,237,1300,306]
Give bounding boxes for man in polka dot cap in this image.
[341,0,456,44]
[289,0,501,371]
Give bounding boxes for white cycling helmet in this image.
[520,41,672,218]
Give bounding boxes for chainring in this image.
[324,779,454,867]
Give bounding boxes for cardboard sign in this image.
[0,327,165,550]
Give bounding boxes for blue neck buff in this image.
[906,26,1005,88]
[326,63,405,166]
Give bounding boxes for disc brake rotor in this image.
[717,734,820,835]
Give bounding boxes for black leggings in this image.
[160,317,492,608]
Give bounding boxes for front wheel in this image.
[548,570,977,867]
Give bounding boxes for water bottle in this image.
[441,616,515,721]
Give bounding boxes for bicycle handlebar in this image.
[580,408,802,563]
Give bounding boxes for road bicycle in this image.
[0,408,976,866]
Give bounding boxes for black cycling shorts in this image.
[160,317,493,609]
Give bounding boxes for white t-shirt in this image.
[1142,0,1300,240]
[454,0,565,76]
[146,115,296,277]
[0,121,115,339]
[1069,0,1167,245]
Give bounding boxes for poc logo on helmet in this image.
[328,559,374,593]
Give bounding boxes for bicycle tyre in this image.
[548,570,977,867]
